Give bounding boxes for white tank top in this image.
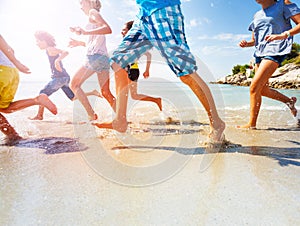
[0,50,15,68]
[86,22,108,56]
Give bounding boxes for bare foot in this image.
[205,121,226,150]
[236,124,257,130]
[36,94,57,115]
[208,120,226,143]
[156,98,162,111]
[88,113,98,121]
[91,90,103,98]
[29,115,43,120]
[5,134,22,146]
[92,119,128,133]
[286,97,297,117]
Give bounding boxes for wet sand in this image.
[0,105,300,225]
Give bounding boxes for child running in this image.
[0,34,57,144]
[238,0,300,129]
[30,30,102,120]
[69,0,115,121]
[93,0,225,145]
[122,20,162,111]
[30,30,75,120]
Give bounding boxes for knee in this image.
[249,84,261,96]
[70,80,80,91]
[260,85,270,96]
[179,75,192,85]
[260,88,267,96]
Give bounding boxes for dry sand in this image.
[0,104,300,225]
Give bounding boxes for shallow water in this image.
[1,81,300,225]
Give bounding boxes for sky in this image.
[1,0,300,82]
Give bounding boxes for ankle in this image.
[211,119,225,131]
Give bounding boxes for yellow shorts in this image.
[0,65,20,108]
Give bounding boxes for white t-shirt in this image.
[86,22,108,56]
[0,33,15,67]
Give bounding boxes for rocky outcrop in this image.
[214,63,300,89]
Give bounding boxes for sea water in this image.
[13,79,300,120]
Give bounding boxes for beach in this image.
[1,80,300,225]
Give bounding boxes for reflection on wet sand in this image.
[13,137,88,154]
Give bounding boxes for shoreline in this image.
[1,87,300,225]
[213,63,300,90]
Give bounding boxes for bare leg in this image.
[129,81,162,111]
[238,60,278,129]
[70,67,97,121]
[86,90,103,98]
[0,113,22,142]
[29,106,45,120]
[180,72,225,142]
[0,94,57,115]
[94,70,225,140]
[97,71,116,112]
[261,85,297,117]
[92,65,129,132]
[286,97,297,117]
[73,90,103,100]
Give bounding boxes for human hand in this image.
[143,71,150,79]
[70,26,84,35]
[15,61,31,74]
[265,33,287,42]
[239,40,248,48]
[68,38,79,48]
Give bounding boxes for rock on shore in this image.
[213,63,300,89]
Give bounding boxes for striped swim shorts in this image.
[110,4,197,77]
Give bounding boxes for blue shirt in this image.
[46,52,69,78]
[136,0,181,17]
[249,0,300,57]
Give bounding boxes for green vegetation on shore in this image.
[231,42,300,77]
[214,43,300,89]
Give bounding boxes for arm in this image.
[0,35,30,74]
[265,13,300,42]
[47,47,69,72]
[239,32,255,48]
[143,52,152,79]
[71,9,112,36]
[68,37,86,48]
[287,13,300,36]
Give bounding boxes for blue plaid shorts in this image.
[110,5,197,77]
